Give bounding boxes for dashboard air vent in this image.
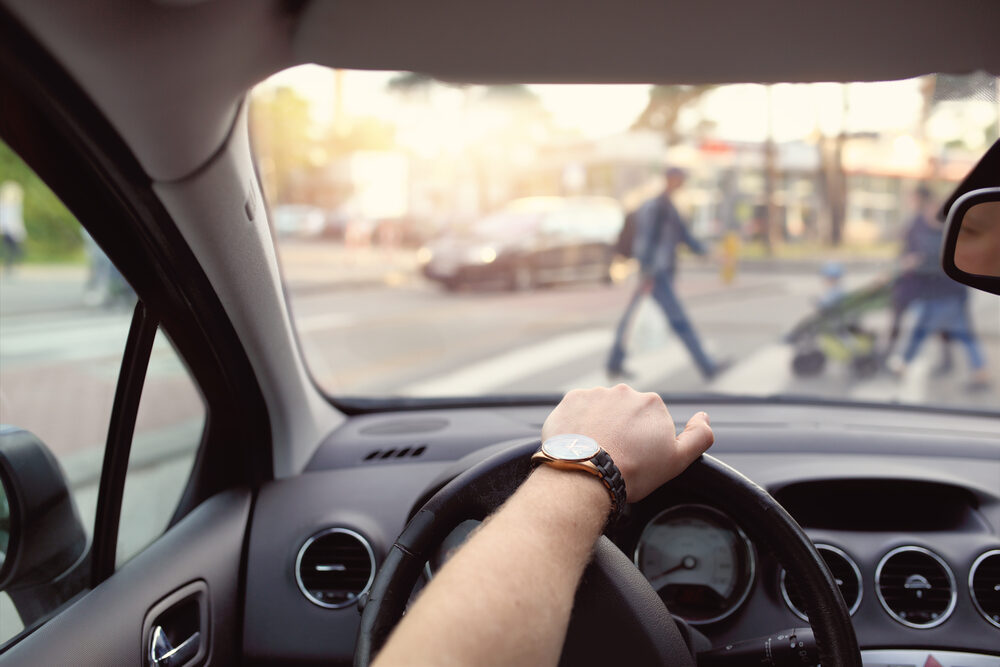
[362,445,428,462]
[970,549,1000,629]
[876,546,956,628]
[781,544,862,621]
[295,528,375,609]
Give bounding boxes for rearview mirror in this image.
[941,187,1000,296]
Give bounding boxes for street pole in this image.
[764,84,780,255]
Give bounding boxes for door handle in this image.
[143,581,208,667]
[149,625,201,667]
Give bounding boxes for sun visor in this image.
[294,0,1000,84]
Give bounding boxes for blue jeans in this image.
[607,272,717,378]
[902,297,985,370]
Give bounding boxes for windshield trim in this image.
[330,391,1000,419]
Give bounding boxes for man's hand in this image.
[542,384,714,502]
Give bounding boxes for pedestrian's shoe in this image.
[965,371,992,393]
[965,379,992,393]
[704,357,734,381]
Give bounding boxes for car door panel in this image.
[1,489,250,666]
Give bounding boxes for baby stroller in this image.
[785,275,893,378]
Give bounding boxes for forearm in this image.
[685,232,708,256]
[373,465,610,667]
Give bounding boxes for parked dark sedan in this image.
[419,196,623,290]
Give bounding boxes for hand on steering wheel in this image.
[356,389,861,667]
[542,384,714,502]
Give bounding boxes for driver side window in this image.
[0,141,204,644]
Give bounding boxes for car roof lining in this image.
[7,0,999,183]
[295,0,1000,85]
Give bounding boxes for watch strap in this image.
[592,449,627,525]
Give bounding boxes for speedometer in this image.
[634,504,755,624]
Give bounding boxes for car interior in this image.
[0,1,998,666]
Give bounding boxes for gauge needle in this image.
[650,555,698,579]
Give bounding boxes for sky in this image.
[260,65,996,148]
[261,66,652,138]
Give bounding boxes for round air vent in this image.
[781,544,862,621]
[876,546,956,628]
[295,528,376,609]
[969,549,1000,629]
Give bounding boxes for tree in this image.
[249,86,317,203]
[0,140,81,259]
[631,85,715,144]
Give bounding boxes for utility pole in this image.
[763,84,780,254]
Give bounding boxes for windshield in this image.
[250,69,999,411]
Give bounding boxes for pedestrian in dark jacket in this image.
[607,168,724,380]
[888,196,990,391]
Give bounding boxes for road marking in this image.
[707,343,794,396]
[560,295,711,391]
[402,328,611,397]
[561,337,694,392]
[850,350,932,404]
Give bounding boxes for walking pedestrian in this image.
[886,185,952,373]
[607,167,726,380]
[889,210,991,391]
[0,181,27,271]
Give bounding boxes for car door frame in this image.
[0,5,272,662]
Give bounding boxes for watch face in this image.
[541,434,600,461]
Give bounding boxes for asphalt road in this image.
[2,263,998,462]
[291,268,1000,409]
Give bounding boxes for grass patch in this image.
[21,245,89,266]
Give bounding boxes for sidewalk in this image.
[0,265,91,318]
[0,244,420,317]
[276,240,821,297]
[0,245,830,318]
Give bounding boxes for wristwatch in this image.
[531,434,627,523]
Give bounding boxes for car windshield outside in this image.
[249,68,999,411]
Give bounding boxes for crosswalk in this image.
[401,325,997,410]
[404,329,612,396]
[4,292,997,409]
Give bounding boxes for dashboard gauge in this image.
[634,504,755,624]
[424,519,481,578]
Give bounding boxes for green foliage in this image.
[0,140,82,261]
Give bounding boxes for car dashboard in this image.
[242,401,1000,665]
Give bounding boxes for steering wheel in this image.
[355,438,861,666]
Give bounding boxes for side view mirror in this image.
[0,426,88,627]
[941,187,1000,296]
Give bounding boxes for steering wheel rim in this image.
[355,439,861,667]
